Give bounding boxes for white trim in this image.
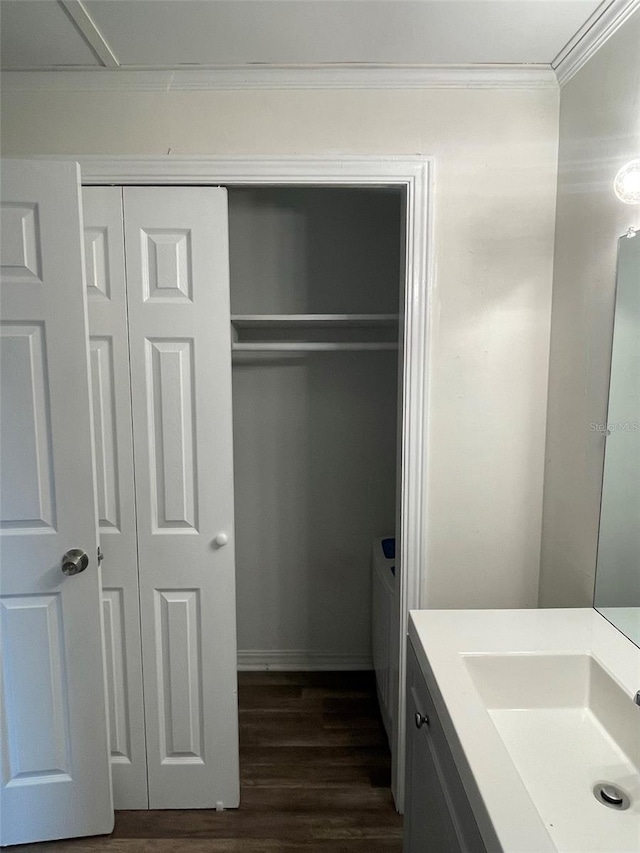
[76,153,425,185]
[58,1,120,68]
[74,154,431,813]
[0,64,557,92]
[553,0,640,87]
[237,651,373,671]
[392,154,432,811]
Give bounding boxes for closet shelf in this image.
[231,314,399,327]
[231,314,400,351]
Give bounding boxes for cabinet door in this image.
[83,187,149,809]
[404,643,487,853]
[123,188,239,809]
[404,684,462,853]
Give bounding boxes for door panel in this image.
[123,187,239,809]
[2,595,71,782]
[146,338,197,531]
[0,323,55,529]
[0,160,113,845]
[83,187,149,809]
[89,337,119,529]
[101,588,131,760]
[0,202,42,282]
[155,589,204,762]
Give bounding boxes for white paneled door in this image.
[83,187,149,809]
[123,188,239,809]
[0,161,113,844]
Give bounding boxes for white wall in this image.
[1,84,559,609]
[539,10,640,608]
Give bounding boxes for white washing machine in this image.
[371,537,397,742]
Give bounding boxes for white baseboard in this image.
[237,650,373,671]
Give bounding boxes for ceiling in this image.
[0,0,610,71]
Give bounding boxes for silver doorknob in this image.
[62,549,89,576]
[415,712,429,729]
[214,533,228,547]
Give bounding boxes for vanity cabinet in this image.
[404,640,487,853]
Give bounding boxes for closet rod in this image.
[231,314,400,326]
[232,342,399,352]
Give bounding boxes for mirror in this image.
[594,231,640,647]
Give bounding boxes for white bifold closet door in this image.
[83,187,149,809]
[85,186,240,810]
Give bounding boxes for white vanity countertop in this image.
[408,608,640,853]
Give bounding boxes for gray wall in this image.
[229,188,399,664]
[539,10,640,607]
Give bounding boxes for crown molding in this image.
[553,0,640,87]
[0,64,558,93]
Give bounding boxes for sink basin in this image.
[464,653,640,853]
[410,610,640,852]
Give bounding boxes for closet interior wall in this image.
[228,187,402,669]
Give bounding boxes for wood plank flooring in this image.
[15,671,403,852]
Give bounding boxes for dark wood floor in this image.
[16,671,403,852]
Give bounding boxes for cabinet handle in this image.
[414,711,429,729]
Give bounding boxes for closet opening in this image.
[227,186,404,802]
[79,154,431,815]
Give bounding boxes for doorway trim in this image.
[76,154,433,810]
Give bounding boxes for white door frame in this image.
[75,155,433,810]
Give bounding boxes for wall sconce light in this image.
[614,159,640,204]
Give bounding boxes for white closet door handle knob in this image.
[214,533,229,547]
